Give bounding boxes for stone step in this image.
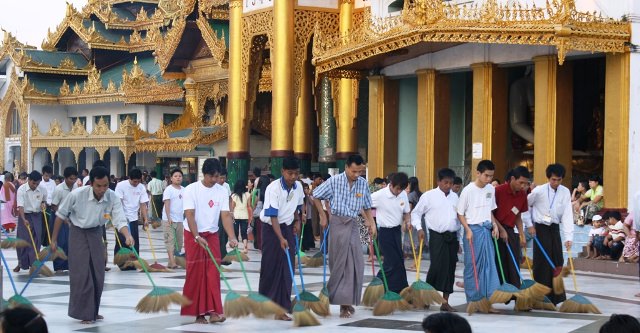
[572,257,638,277]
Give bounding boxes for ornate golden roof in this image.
[82,1,167,31]
[312,0,631,73]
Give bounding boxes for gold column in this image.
[271,0,295,156]
[603,52,630,209]
[416,69,450,188]
[293,54,312,171]
[533,55,573,185]
[471,63,508,178]
[368,76,398,179]
[227,0,248,155]
[336,0,358,159]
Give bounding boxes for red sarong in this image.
[181,231,224,316]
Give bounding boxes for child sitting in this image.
[586,215,605,259]
[602,211,626,260]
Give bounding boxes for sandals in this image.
[195,316,208,324]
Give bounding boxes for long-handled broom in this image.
[0,250,37,312]
[112,228,136,267]
[558,249,601,314]
[306,223,329,268]
[25,224,53,277]
[171,226,186,269]
[533,236,565,295]
[317,226,330,312]
[149,198,162,229]
[204,245,253,318]
[294,235,328,316]
[1,227,29,249]
[231,246,286,318]
[466,238,491,315]
[38,212,67,261]
[362,239,384,307]
[372,237,411,316]
[400,231,444,308]
[504,241,548,303]
[489,237,521,304]
[144,228,171,272]
[223,248,249,262]
[284,248,320,327]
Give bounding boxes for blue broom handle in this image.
[294,234,306,288]
[322,225,329,286]
[20,251,53,295]
[283,248,300,302]
[503,239,525,282]
[0,250,19,294]
[532,235,556,269]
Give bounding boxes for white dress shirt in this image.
[456,182,497,225]
[17,185,46,213]
[260,179,304,225]
[51,181,78,207]
[411,187,459,233]
[371,186,410,228]
[38,179,56,205]
[527,183,574,242]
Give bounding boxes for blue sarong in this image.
[463,221,500,302]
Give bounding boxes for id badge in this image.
[511,206,519,215]
[542,214,552,223]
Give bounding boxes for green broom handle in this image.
[234,248,253,292]
[130,246,157,288]
[295,234,306,288]
[493,237,507,283]
[372,237,390,292]
[205,245,234,291]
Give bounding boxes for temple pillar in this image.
[367,76,398,179]
[336,0,358,167]
[227,0,250,185]
[270,0,295,177]
[416,69,450,188]
[318,76,336,175]
[603,52,630,209]
[293,50,312,175]
[471,63,508,178]
[532,55,573,186]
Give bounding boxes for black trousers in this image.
[495,226,521,288]
[114,221,140,255]
[376,226,408,294]
[533,223,566,305]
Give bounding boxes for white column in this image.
[110,147,121,177]
[628,10,640,208]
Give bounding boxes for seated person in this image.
[586,215,605,259]
[571,180,588,224]
[602,211,625,260]
[575,175,604,224]
[620,213,639,263]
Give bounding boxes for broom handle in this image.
[20,251,53,295]
[150,196,160,219]
[567,249,578,293]
[469,238,481,291]
[283,248,301,302]
[523,247,534,279]
[416,238,424,281]
[0,250,19,294]
[205,245,234,291]
[493,237,507,283]
[114,228,124,248]
[372,237,390,292]
[25,225,40,261]
[504,239,524,283]
[42,211,52,245]
[145,228,159,262]
[408,228,418,270]
[369,241,375,276]
[294,234,306,288]
[130,246,158,288]
[234,249,253,292]
[533,236,556,269]
[322,225,329,286]
[299,221,304,251]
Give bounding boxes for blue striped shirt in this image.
[312,173,372,218]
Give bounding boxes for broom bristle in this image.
[29,261,53,277]
[532,298,557,311]
[467,298,491,315]
[224,292,252,318]
[318,288,330,315]
[399,286,413,303]
[552,275,565,295]
[135,287,191,313]
[114,250,135,266]
[175,255,186,268]
[305,256,323,267]
[528,282,551,300]
[1,238,30,249]
[292,304,320,327]
[362,278,385,307]
[489,290,517,304]
[559,295,601,314]
[223,249,250,262]
[514,295,531,311]
[417,289,445,306]
[372,291,411,316]
[151,221,162,229]
[246,292,286,318]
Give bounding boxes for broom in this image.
[149,198,162,229]
[400,231,444,307]
[306,223,329,268]
[171,226,185,269]
[144,227,171,271]
[489,237,521,304]
[284,248,321,327]
[0,250,38,312]
[231,244,286,318]
[223,248,249,262]
[362,239,384,307]
[1,227,29,249]
[317,226,330,312]
[558,249,601,314]
[466,238,491,315]
[294,235,328,316]
[296,222,308,265]
[130,245,190,313]
[533,236,564,295]
[372,237,411,316]
[113,228,135,267]
[204,244,254,318]
[38,211,67,260]
[531,296,557,311]
[25,224,53,277]
[505,241,549,302]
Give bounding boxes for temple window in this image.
[7,103,20,135]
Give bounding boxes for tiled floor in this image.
[1,226,638,333]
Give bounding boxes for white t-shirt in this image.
[162,185,184,222]
[456,182,497,225]
[115,180,150,222]
[38,179,56,205]
[588,226,604,237]
[371,186,410,228]
[260,179,304,225]
[183,181,230,233]
[82,176,90,186]
[411,187,460,233]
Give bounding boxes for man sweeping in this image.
[492,166,531,290]
[14,171,47,273]
[114,168,149,256]
[50,167,79,273]
[259,156,305,320]
[50,166,134,324]
[370,172,410,294]
[527,163,574,305]
[312,154,376,318]
[181,158,238,324]
[411,168,460,312]
[147,171,164,223]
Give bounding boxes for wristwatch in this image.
[194,235,201,242]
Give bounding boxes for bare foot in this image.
[455,281,465,289]
[275,313,291,321]
[13,265,20,273]
[340,306,352,318]
[347,305,355,315]
[209,313,226,323]
[80,320,93,324]
[195,316,208,324]
[488,307,501,314]
[440,303,457,312]
[635,293,640,298]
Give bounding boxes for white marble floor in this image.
[1,227,638,333]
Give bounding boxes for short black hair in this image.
[90,166,109,183]
[41,165,53,175]
[511,166,531,180]
[588,174,602,185]
[422,312,471,333]
[253,167,262,177]
[437,168,456,181]
[545,163,566,178]
[28,171,42,182]
[282,156,300,170]
[476,160,495,173]
[150,171,157,178]
[313,174,323,181]
[129,168,143,180]
[202,158,222,176]
[346,154,365,167]
[453,176,463,185]
[93,160,107,168]
[82,168,89,174]
[389,172,409,189]
[220,167,228,176]
[18,172,28,179]
[170,168,183,176]
[604,211,622,222]
[599,314,640,333]
[63,167,78,179]
[0,307,49,333]
[373,177,385,185]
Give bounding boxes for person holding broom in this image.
[50,166,79,273]
[411,168,460,312]
[312,154,376,318]
[14,170,47,273]
[259,156,305,321]
[50,166,134,324]
[527,163,574,305]
[114,168,149,257]
[162,168,184,269]
[181,158,238,324]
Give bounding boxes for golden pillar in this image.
[336,0,358,162]
[368,76,398,179]
[293,54,312,174]
[416,69,450,188]
[533,55,573,186]
[603,52,630,209]
[471,63,508,178]
[227,0,250,185]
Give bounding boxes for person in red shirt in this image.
[492,166,531,289]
